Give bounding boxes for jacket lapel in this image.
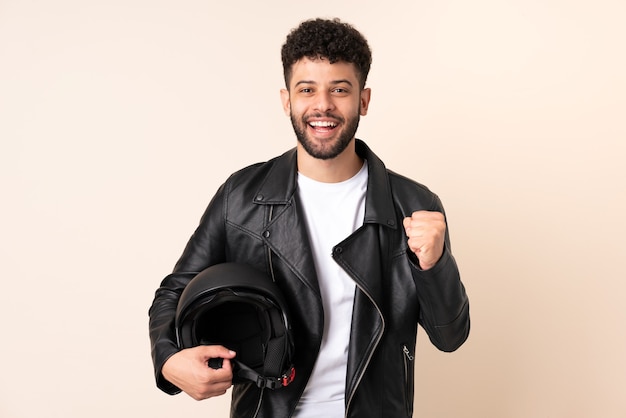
[333,224,385,399]
[252,148,320,296]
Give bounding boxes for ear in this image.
[359,88,371,116]
[280,89,291,116]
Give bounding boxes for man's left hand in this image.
[403,211,446,271]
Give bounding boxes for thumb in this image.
[198,344,237,360]
[402,216,412,232]
[219,346,237,359]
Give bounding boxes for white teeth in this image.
[309,121,337,127]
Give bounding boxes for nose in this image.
[313,91,335,113]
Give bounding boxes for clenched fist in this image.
[403,211,446,271]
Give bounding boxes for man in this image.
[149,17,470,418]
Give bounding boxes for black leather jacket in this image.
[149,139,470,417]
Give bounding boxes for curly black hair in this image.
[281,18,372,90]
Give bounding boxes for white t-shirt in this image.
[293,161,368,417]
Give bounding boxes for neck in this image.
[297,140,363,183]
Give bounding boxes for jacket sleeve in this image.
[147,183,228,394]
[408,196,470,352]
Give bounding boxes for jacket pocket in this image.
[402,344,415,417]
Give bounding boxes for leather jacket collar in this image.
[254,139,398,230]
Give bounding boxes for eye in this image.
[332,87,350,95]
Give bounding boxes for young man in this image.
[149,17,470,418]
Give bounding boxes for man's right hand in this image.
[162,345,236,401]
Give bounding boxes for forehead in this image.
[289,57,359,86]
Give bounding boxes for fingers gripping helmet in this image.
[175,263,295,389]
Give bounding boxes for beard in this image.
[290,111,361,160]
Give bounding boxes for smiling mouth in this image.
[307,120,338,132]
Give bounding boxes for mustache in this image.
[303,113,344,123]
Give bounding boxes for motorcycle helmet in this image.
[175,263,295,389]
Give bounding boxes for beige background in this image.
[1,0,624,417]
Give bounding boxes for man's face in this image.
[281,57,371,160]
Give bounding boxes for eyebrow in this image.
[294,79,354,87]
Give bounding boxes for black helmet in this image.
[175,263,295,390]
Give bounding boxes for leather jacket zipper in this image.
[403,345,414,361]
[344,282,385,417]
[402,344,414,416]
[254,205,274,418]
[267,205,276,283]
